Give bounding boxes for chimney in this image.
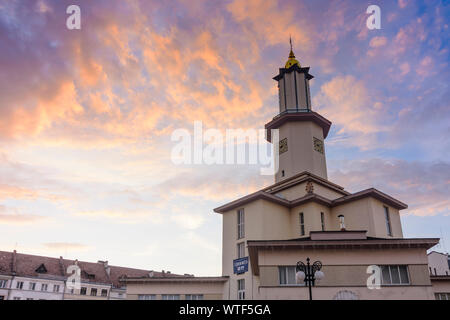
[11,250,17,275]
[98,260,110,277]
[338,215,346,231]
[59,256,65,276]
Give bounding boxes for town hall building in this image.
[123,46,449,300]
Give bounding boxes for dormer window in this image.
[35,264,47,273]
[82,270,95,280]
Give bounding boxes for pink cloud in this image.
[330,159,449,217]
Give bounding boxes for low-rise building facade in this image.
[0,250,160,300]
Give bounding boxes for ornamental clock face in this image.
[279,138,288,154]
[313,137,324,154]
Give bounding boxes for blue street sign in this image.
[233,257,249,274]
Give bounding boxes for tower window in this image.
[320,212,325,231]
[299,213,305,236]
[237,279,245,300]
[237,209,245,239]
[237,242,245,259]
[281,170,285,177]
[384,206,392,236]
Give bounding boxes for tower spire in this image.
[285,37,300,68]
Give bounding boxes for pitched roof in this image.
[214,186,407,213]
[0,250,170,287]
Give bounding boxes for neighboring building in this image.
[0,250,163,300]
[124,46,444,300]
[428,251,450,300]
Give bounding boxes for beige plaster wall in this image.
[276,121,327,182]
[256,247,433,299]
[126,282,225,300]
[258,285,434,300]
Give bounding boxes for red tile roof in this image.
[0,250,175,287]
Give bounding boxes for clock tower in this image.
[266,42,331,182]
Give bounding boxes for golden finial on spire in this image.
[285,36,301,68]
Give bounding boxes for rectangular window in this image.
[0,280,7,288]
[279,266,304,285]
[237,279,245,300]
[237,242,245,259]
[320,212,325,231]
[435,293,450,300]
[16,281,23,289]
[185,294,204,300]
[162,294,180,300]
[381,265,409,285]
[53,285,60,293]
[29,282,36,290]
[384,206,392,236]
[299,213,305,236]
[101,289,108,297]
[90,288,98,296]
[41,284,48,291]
[80,287,87,295]
[237,209,245,239]
[13,297,21,300]
[138,294,156,300]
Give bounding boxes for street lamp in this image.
[296,257,324,300]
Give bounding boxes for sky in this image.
[0,0,449,276]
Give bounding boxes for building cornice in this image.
[430,275,450,281]
[273,65,314,81]
[213,186,407,213]
[263,171,349,195]
[265,111,332,140]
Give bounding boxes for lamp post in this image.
[295,257,324,300]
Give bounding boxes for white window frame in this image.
[237,242,245,259]
[138,294,156,300]
[41,283,48,291]
[0,279,7,288]
[162,294,180,300]
[279,266,305,286]
[237,209,245,239]
[299,212,305,236]
[384,206,392,236]
[90,288,98,296]
[16,281,23,289]
[435,293,450,300]
[237,279,245,300]
[185,294,203,300]
[381,265,410,285]
[53,284,60,293]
